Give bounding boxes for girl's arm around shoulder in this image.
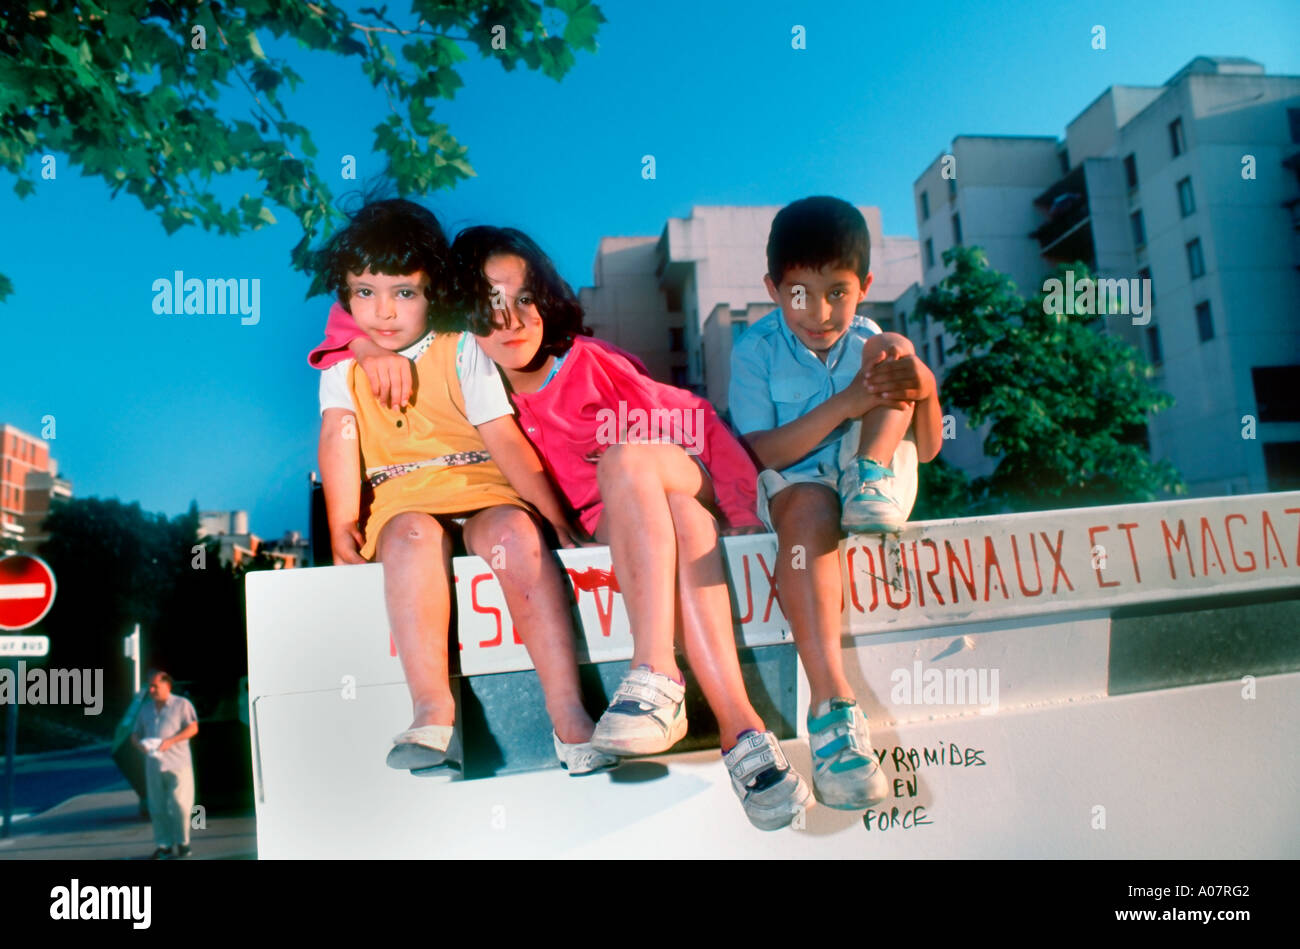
[310,302,412,410]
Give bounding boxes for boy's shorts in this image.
[755,421,918,531]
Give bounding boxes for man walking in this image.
[131,670,198,859]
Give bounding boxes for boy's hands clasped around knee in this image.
[863,349,936,405]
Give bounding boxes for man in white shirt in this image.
[131,670,199,859]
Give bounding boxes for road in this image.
[1,745,130,824]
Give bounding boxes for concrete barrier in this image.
[245,492,1300,858]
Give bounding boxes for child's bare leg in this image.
[597,443,765,748]
[768,483,854,708]
[377,512,456,730]
[665,487,766,748]
[857,334,916,466]
[462,505,595,744]
[594,444,684,678]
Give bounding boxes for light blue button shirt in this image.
[729,309,882,479]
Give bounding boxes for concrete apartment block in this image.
[910,56,1300,498]
[577,236,687,386]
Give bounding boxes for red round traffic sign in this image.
[0,554,57,631]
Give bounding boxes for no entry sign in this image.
[0,554,57,631]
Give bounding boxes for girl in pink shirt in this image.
[312,226,811,831]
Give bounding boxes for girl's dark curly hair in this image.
[317,198,462,332]
[452,226,591,371]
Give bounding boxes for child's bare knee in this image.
[483,508,541,552]
[861,331,914,364]
[771,483,838,529]
[382,513,441,548]
[596,443,640,483]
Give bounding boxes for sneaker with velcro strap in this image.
[807,698,888,809]
[590,665,688,756]
[722,730,812,831]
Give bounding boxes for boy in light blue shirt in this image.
[729,196,944,810]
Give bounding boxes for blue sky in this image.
[2,0,1297,539]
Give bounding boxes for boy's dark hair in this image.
[318,198,460,330]
[453,226,591,371]
[766,196,871,285]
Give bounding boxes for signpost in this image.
[1,553,58,839]
[124,625,141,696]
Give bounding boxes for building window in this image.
[1177,177,1195,217]
[1196,300,1214,341]
[899,311,908,337]
[1252,365,1300,422]
[952,213,962,245]
[1123,153,1138,189]
[1289,107,1300,145]
[1130,210,1146,248]
[934,335,945,367]
[669,327,684,352]
[1263,442,1300,491]
[947,176,956,200]
[1137,266,1154,305]
[1169,118,1185,157]
[924,238,935,270]
[1146,326,1163,366]
[1186,238,1205,279]
[670,366,689,388]
[922,341,931,365]
[920,191,929,221]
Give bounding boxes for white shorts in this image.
[755,422,918,531]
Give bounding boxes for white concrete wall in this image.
[246,493,1300,858]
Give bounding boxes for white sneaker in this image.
[553,732,619,776]
[839,458,908,533]
[590,666,688,756]
[722,730,812,831]
[839,434,918,533]
[807,699,887,809]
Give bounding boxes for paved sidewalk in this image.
[0,789,256,860]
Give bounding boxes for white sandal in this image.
[553,732,619,776]
[387,724,462,772]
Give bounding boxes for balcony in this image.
[1031,165,1096,267]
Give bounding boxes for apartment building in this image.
[911,56,1300,495]
[1,422,72,551]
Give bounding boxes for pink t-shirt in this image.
[309,303,760,533]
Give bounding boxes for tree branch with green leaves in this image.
[0,0,605,300]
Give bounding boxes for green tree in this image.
[916,245,1183,512]
[913,455,976,521]
[35,497,247,734]
[0,0,605,300]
